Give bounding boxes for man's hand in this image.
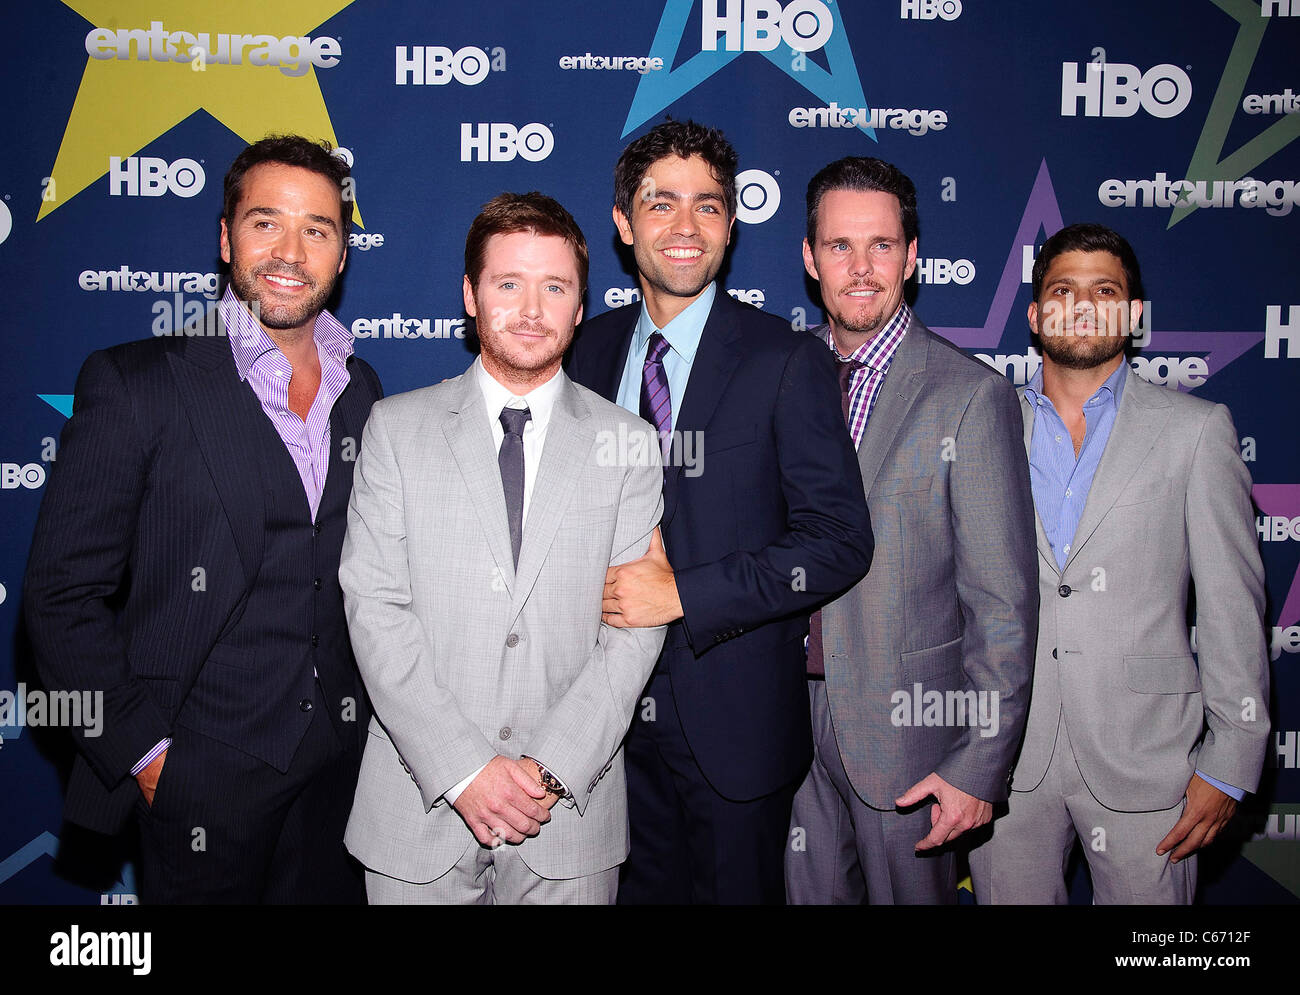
[452,756,552,847]
[136,749,167,807]
[896,772,993,850]
[602,527,682,627]
[1157,775,1237,863]
[518,758,561,811]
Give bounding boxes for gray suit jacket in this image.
[821,317,1039,809]
[1012,368,1270,811]
[340,364,666,882]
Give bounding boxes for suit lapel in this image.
[443,372,516,595]
[1019,392,1058,574]
[509,374,592,621]
[1061,368,1171,573]
[666,292,743,522]
[856,318,926,493]
[168,326,267,587]
[581,309,636,402]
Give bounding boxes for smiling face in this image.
[802,187,916,354]
[613,154,734,325]
[1029,249,1142,372]
[463,230,584,391]
[220,163,346,341]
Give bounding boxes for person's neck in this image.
[481,355,560,397]
[640,281,709,330]
[264,322,319,371]
[1041,353,1124,413]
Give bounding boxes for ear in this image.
[726,214,736,247]
[802,238,819,282]
[575,300,584,328]
[463,274,477,318]
[903,238,918,281]
[1027,301,1039,335]
[613,205,634,246]
[1128,297,1143,330]
[220,218,231,265]
[337,244,347,275]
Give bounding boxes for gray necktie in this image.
[498,405,532,567]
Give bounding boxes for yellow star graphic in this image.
[41,0,361,225]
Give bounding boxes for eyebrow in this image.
[489,271,575,286]
[821,233,899,244]
[646,189,724,205]
[242,205,339,232]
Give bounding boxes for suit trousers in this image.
[618,673,796,904]
[968,711,1195,904]
[136,678,364,904]
[364,844,618,905]
[786,680,957,904]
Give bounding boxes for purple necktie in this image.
[807,357,865,676]
[640,332,673,462]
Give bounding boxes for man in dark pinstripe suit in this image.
[24,136,382,903]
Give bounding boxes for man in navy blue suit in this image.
[568,119,873,904]
[24,135,381,903]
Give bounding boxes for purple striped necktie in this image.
[640,332,673,462]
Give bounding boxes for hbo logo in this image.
[1258,517,1300,542]
[460,123,554,163]
[702,0,834,53]
[1,463,46,489]
[395,45,493,85]
[900,0,962,19]
[913,257,975,285]
[108,156,205,198]
[1061,62,1192,119]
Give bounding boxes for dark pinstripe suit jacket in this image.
[24,320,381,833]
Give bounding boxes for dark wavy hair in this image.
[614,119,738,221]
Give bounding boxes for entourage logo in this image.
[974,347,1213,390]
[79,266,220,296]
[559,54,663,74]
[349,232,385,251]
[1061,62,1192,119]
[350,315,466,340]
[788,103,948,136]
[50,927,150,975]
[396,46,503,85]
[0,684,103,741]
[605,286,766,308]
[890,684,1000,738]
[108,156,204,198]
[1099,174,1299,216]
[1261,0,1299,13]
[1243,89,1299,114]
[460,123,554,162]
[86,21,340,77]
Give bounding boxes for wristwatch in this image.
[524,756,566,797]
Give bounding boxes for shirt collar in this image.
[1025,357,1128,411]
[475,356,563,434]
[633,281,716,365]
[222,284,353,382]
[818,299,913,373]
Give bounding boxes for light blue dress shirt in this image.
[615,282,716,422]
[1025,361,1243,802]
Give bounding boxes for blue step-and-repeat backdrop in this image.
[1,0,1296,903]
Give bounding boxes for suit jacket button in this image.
[1058,585,1072,598]
[313,577,322,591]
[311,633,320,647]
[505,633,520,648]
[1052,648,1058,659]
[498,726,512,741]
[313,523,322,536]
[299,698,313,712]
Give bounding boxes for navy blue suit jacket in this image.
[567,289,873,800]
[24,323,381,834]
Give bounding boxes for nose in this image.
[847,246,873,277]
[520,284,543,320]
[271,226,307,265]
[673,209,698,238]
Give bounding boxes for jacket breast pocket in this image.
[1124,655,1201,693]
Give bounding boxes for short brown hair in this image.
[223,134,353,235]
[614,119,737,222]
[464,192,589,294]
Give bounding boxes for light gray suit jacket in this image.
[821,317,1039,809]
[1012,368,1270,811]
[340,364,666,882]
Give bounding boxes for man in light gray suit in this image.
[340,192,666,904]
[786,157,1039,904]
[969,223,1270,904]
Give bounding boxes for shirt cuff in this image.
[1195,770,1245,801]
[131,738,171,777]
[443,762,489,806]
